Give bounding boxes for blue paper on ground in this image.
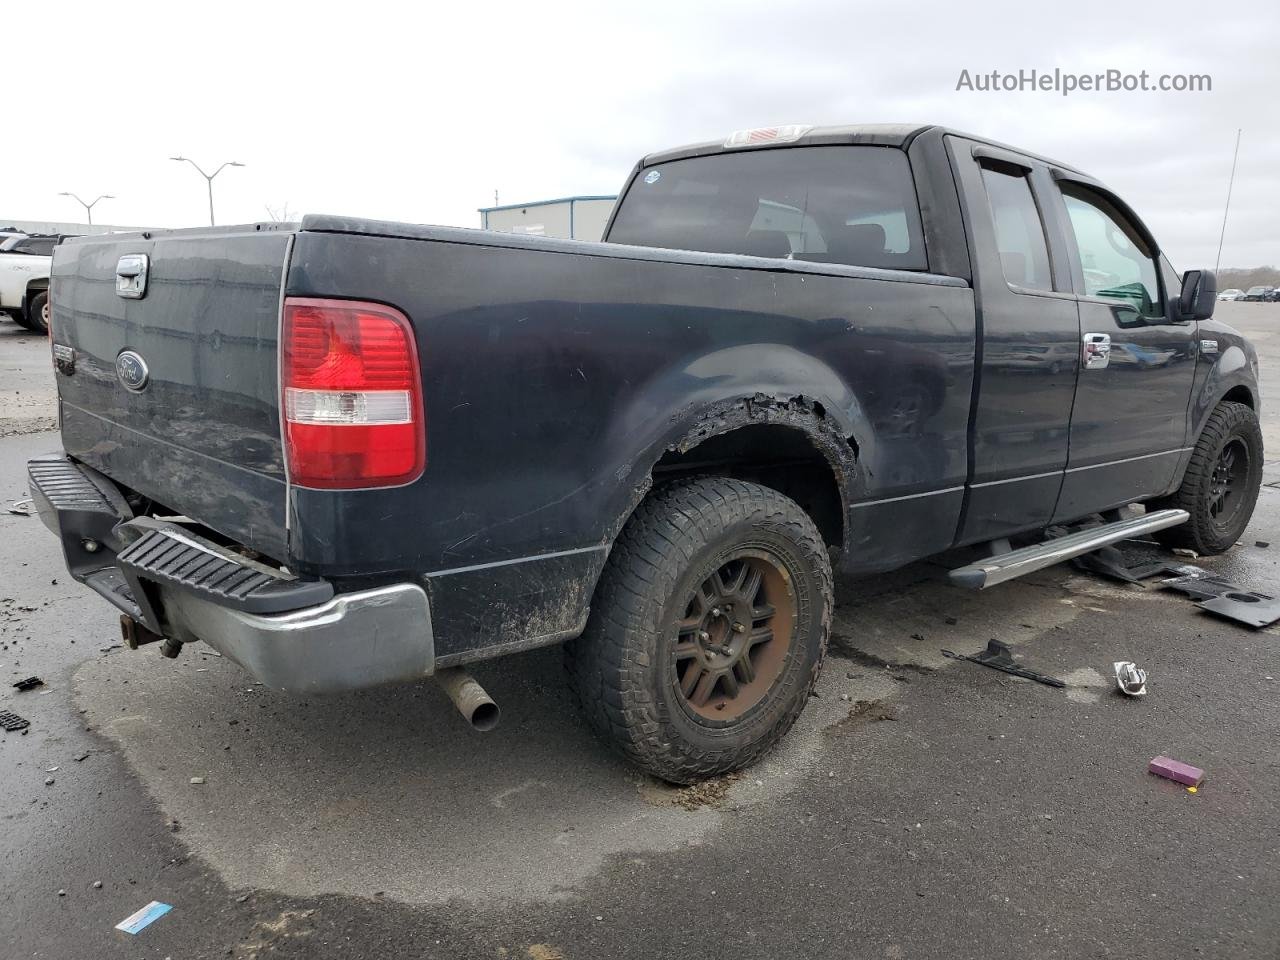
[115,900,173,934]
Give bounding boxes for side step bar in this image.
[949,509,1189,590]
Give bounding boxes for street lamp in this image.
[58,192,115,226]
[170,156,245,226]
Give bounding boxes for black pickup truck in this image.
[30,124,1262,783]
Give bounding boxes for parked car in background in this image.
[30,123,1261,784]
[0,234,70,333]
[1219,288,1245,301]
[1266,287,1280,302]
[1243,285,1274,301]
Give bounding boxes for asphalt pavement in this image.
[2,305,1280,959]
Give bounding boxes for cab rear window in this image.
[608,146,927,272]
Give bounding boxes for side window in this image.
[1060,185,1161,317]
[979,164,1053,292]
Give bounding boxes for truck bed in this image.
[50,216,976,661]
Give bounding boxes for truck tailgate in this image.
[51,226,293,560]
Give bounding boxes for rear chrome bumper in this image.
[162,584,434,693]
[27,452,435,693]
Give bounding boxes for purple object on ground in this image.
[1149,756,1205,787]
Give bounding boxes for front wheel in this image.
[566,477,832,784]
[1152,400,1263,555]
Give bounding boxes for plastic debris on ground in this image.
[5,498,33,516]
[12,676,44,692]
[941,639,1065,688]
[115,901,173,934]
[1072,546,1196,584]
[1197,591,1280,629]
[1157,568,1280,627]
[0,710,31,732]
[1149,756,1205,787]
[1161,571,1248,601]
[1113,661,1148,696]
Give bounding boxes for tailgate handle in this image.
[115,254,149,299]
[116,256,144,278]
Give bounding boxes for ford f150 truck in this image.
[29,124,1262,783]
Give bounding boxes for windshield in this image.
[608,145,927,272]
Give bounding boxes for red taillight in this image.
[281,297,425,489]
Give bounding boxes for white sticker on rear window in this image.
[643,170,661,184]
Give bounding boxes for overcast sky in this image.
[6,0,1277,268]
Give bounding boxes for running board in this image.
[949,509,1190,590]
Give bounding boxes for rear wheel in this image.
[566,477,832,784]
[25,291,48,335]
[1153,400,1262,555]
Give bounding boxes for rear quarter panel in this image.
[0,253,49,308]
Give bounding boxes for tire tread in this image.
[1153,400,1262,554]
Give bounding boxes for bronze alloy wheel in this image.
[673,550,796,722]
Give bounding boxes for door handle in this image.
[1082,333,1111,370]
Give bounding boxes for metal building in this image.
[478,195,616,241]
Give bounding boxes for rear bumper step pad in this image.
[27,454,332,624]
[117,526,333,614]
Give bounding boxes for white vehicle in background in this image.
[0,234,59,334]
[1218,288,1245,301]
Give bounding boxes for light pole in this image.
[58,192,115,226]
[170,156,245,226]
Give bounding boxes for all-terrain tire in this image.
[1152,400,1263,555]
[25,291,48,335]
[566,477,833,784]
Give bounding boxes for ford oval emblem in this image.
[115,350,150,392]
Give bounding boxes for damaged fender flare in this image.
[607,392,863,557]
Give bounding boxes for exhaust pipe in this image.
[434,667,500,732]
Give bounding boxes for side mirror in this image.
[1179,269,1217,321]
